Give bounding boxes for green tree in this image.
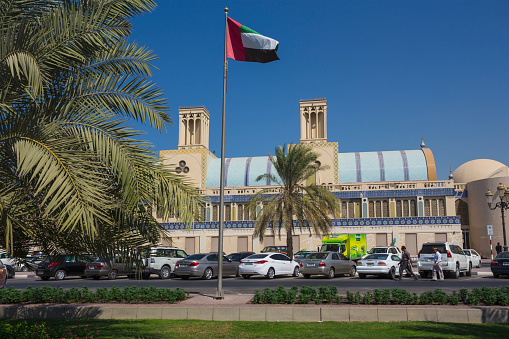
[247,144,340,258]
[0,0,202,259]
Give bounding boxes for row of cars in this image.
[5,241,485,282]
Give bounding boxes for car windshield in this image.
[227,253,241,261]
[185,254,206,260]
[295,252,312,259]
[246,254,268,259]
[364,254,388,260]
[307,253,328,260]
[369,248,388,254]
[420,244,446,254]
[496,252,509,259]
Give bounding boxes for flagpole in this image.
[215,6,229,300]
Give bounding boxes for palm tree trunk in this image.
[286,209,294,258]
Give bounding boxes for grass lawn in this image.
[2,319,509,338]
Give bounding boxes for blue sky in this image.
[130,1,509,180]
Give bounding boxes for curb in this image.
[0,304,507,323]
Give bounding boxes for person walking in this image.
[496,242,503,255]
[431,247,444,281]
[396,246,418,280]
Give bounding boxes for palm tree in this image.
[247,144,340,258]
[0,0,203,259]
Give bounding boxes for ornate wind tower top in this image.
[300,98,327,143]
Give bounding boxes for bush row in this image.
[252,286,509,306]
[0,286,187,304]
[0,321,96,339]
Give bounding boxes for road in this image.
[7,270,509,296]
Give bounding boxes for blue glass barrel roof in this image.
[206,150,429,188]
[206,156,282,188]
[338,150,428,183]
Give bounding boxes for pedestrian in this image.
[496,242,502,255]
[396,246,418,280]
[431,247,444,281]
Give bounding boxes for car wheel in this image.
[493,273,500,278]
[387,267,396,280]
[420,271,428,279]
[242,274,251,279]
[80,276,87,279]
[202,267,213,280]
[21,266,28,272]
[466,263,472,277]
[40,276,50,281]
[303,274,311,279]
[452,263,460,279]
[349,266,356,277]
[181,276,190,280]
[266,267,275,279]
[293,266,300,277]
[159,266,171,279]
[326,267,335,279]
[358,273,366,279]
[92,276,101,280]
[108,270,118,280]
[142,273,151,280]
[54,269,66,281]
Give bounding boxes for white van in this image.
[140,247,188,279]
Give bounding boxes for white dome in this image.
[453,159,509,184]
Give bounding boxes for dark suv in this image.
[36,254,94,280]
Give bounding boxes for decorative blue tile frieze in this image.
[161,216,460,230]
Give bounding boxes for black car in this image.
[226,252,255,262]
[491,251,509,278]
[36,254,93,280]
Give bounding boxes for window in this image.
[339,254,348,260]
[396,200,402,217]
[176,250,187,258]
[244,206,250,221]
[348,202,355,218]
[457,200,469,225]
[237,205,244,220]
[332,253,340,260]
[382,201,389,217]
[376,201,382,217]
[403,200,409,217]
[225,204,231,221]
[369,201,374,217]
[410,199,416,217]
[341,201,347,218]
[431,199,438,216]
[213,205,218,222]
[207,254,218,261]
[391,255,401,261]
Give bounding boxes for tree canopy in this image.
[0,0,202,260]
[247,144,340,258]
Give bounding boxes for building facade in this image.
[156,99,475,256]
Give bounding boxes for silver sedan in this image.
[300,252,357,279]
[174,253,238,280]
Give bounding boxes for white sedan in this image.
[239,253,300,279]
[463,249,482,268]
[356,253,402,279]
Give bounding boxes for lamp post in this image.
[486,183,509,252]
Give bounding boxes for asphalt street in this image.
[7,269,509,296]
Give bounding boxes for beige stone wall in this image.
[466,176,509,258]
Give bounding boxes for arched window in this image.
[348,202,355,218]
[213,205,218,222]
[225,204,231,221]
[431,199,438,216]
[456,200,469,225]
[410,199,416,217]
[237,205,244,221]
[438,199,445,216]
[424,199,430,216]
[403,200,409,217]
[342,201,347,218]
[376,201,382,218]
[382,201,389,217]
[369,201,375,218]
[396,200,402,217]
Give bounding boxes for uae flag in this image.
[227,17,279,63]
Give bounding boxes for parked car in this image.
[463,249,482,268]
[226,252,255,262]
[0,265,6,288]
[417,242,470,279]
[140,247,188,279]
[260,246,288,255]
[0,261,15,279]
[84,257,132,280]
[356,253,401,279]
[293,251,314,266]
[366,246,402,256]
[174,253,238,280]
[300,252,356,279]
[238,252,300,279]
[36,254,94,280]
[491,251,509,278]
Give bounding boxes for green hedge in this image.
[0,286,187,304]
[252,286,509,306]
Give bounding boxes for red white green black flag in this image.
[226,17,279,63]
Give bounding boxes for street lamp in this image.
[486,183,509,252]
